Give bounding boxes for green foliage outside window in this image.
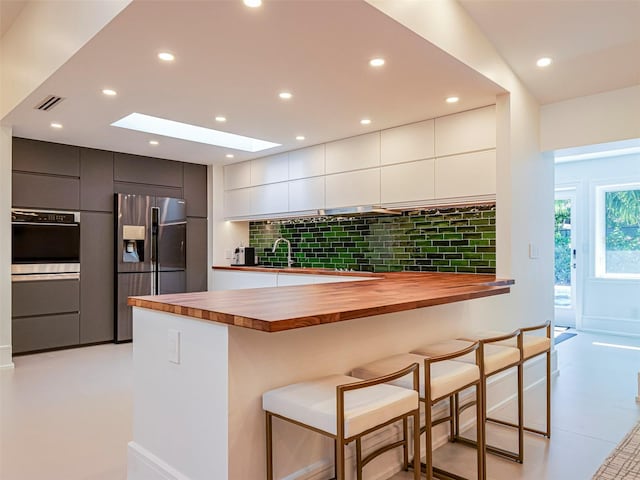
[555,200,571,285]
[605,190,640,251]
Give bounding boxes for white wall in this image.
[0,127,12,368]
[556,153,640,335]
[541,85,640,152]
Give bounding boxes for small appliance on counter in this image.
[231,246,256,266]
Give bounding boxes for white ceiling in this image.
[460,0,640,105]
[2,0,638,166]
[0,0,26,38]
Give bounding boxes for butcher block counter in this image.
[127,270,515,480]
[127,268,514,332]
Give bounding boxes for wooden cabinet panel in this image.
[224,188,251,218]
[325,132,380,174]
[12,279,79,318]
[187,217,208,292]
[114,152,183,187]
[80,148,114,212]
[288,177,324,212]
[325,169,380,208]
[183,163,208,218]
[289,145,325,180]
[250,183,288,215]
[250,153,288,186]
[12,172,80,210]
[224,162,251,190]
[381,159,435,204]
[80,211,114,343]
[434,150,496,199]
[434,105,496,157]
[12,314,79,354]
[380,120,435,165]
[12,137,79,176]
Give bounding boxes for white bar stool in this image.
[459,321,552,438]
[352,342,485,480]
[262,363,421,480]
[412,333,523,464]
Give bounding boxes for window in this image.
[595,183,640,278]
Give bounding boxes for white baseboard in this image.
[127,442,189,480]
[0,344,14,369]
[582,316,640,336]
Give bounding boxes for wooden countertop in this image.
[128,269,514,333]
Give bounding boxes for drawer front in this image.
[12,279,79,317]
[12,313,80,354]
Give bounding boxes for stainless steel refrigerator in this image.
[115,193,187,342]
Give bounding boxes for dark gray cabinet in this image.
[13,138,79,176]
[12,279,79,317]
[12,172,80,210]
[12,314,80,354]
[80,212,114,343]
[113,181,182,199]
[80,148,114,212]
[184,163,207,218]
[187,217,208,292]
[114,152,183,188]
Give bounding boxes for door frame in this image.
[555,185,580,328]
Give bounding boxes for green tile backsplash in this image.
[249,204,496,273]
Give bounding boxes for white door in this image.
[555,189,577,327]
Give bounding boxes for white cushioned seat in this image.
[412,339,520,375]
[351,353,479,401]
[262,374,418,438]
[459,330,551,359]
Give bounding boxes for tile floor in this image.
[1,330,639,480]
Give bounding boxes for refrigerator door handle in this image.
[151,207,160,295]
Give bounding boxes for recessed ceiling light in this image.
[243,0,262,7]
[50,122,63,129]
[225,154,235,158]
[536,57,552,68]
[158,52,175,62]
[279,91,293,100]
[369,58,385,67]
[102,89,117,96]
[149,140,159,146]
[295,136,305,141]
[360,119,371,125]
[111,113,281,152]
[215,116,227,123]
[446,96,459,103]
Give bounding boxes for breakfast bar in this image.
[126,271,514,480]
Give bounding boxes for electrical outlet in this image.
[528,243,539,259]
[168,329,181,364]
[224,249,231,259]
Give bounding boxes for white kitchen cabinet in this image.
[434,105,496,157]
[288,176,324,212]
[250,182,289,215]
[325,168,380,208]
[434,149,496,199]
[289,145,325,180]
[224,188,251,218]
[251,153,289,186]
[381,159,435,204]
[325,132,380,174]
[380,120,435,165]
[277,273,373,286]
[224,161,251,190]
[212,269,277,291]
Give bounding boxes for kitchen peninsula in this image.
[126,270,514,480]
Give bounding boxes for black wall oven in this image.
[11,209,80,281]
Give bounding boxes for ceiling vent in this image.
[34,95,65,111]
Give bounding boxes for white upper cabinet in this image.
[250,153,289,186]
[381,159,435,204]
[224,161,251,190]
[289,145,325,180]
[224,188,251,218]
[250,183,289,215]
[434,105,496,157]
[325,132,380,174]
[325,169,380,208]
[289,177,324,212]
[434,150,496,199]
[380,120,435,165]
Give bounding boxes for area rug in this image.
[593,420,640,479]
[554,332,577,345]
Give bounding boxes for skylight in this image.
[111,113,280,152]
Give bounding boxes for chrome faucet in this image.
[272,237,293,268]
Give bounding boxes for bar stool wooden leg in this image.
[476,381,486,480]
[356,438,363,480]
[546,348,552,438]
[266,411,273,480]
[517,362,524,463]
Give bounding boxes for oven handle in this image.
[11,273,80,282]
[11,222,79,226]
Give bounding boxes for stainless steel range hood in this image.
[318,206,401,216]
